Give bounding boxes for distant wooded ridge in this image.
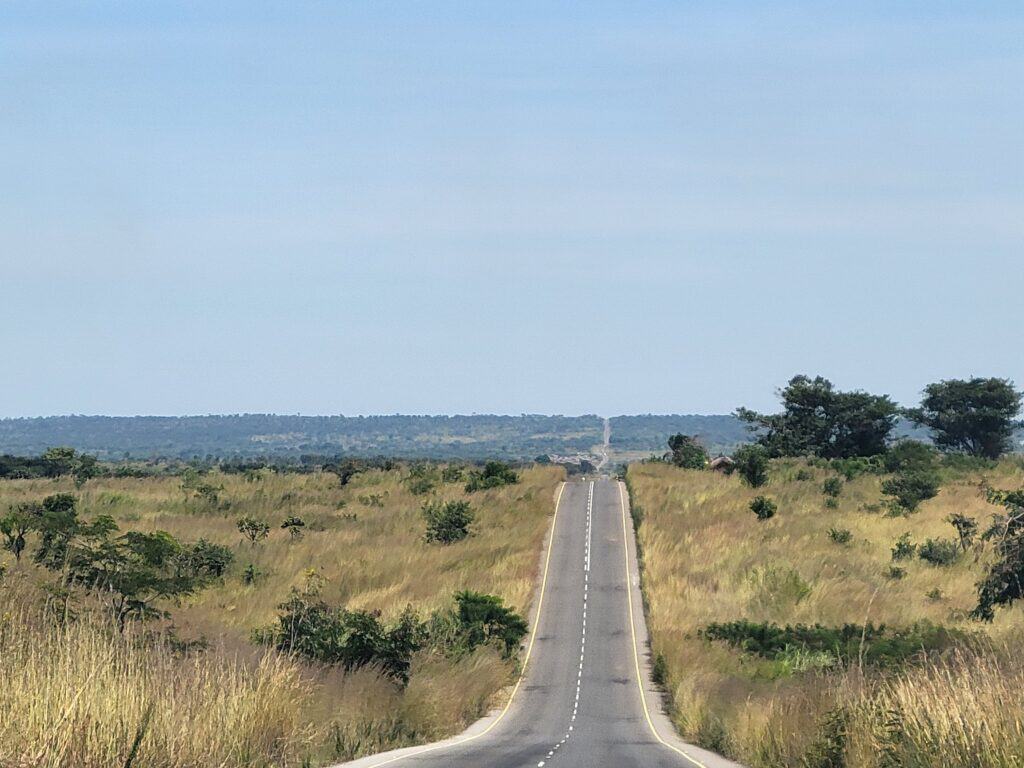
[0,413,955,461]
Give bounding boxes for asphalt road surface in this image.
[338,479,740,768]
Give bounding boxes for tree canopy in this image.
[667,434,709,469]
[906,378,1022,459]
[737,375,898,459]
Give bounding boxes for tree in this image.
[452,590,528,657]
[64,521,207,631]
[0,503,35,561]
[73,453,101,487]
[750,496,777,521]
[732,444,770,487]
[423,500,474,544]
[737,375,898,459]
[666,434,709,469]
[40,446,78,478]
[974,490,1024,621]
[947,513,978,552]
[907,378,1022,459]
[33,493,80,570]
[281,516,306,540]
[236,516,270,546]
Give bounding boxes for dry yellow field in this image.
[0,463,563,767]
[627,458,1024,768]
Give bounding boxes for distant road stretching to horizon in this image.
[336,478,741,768]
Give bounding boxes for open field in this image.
[0,463,563,767]
[627,458,1024,768]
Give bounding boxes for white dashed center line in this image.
[538,480,593,767]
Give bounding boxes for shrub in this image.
[886,566,906,580]
[667,434,709,469]
[281,516,305,540]
[918,538,960,567]
[242,563,264,585]
[795,468,814,482]
[824,497,839,509]
[465,461,518,492]
[733,445,770,487]
[750,496,777,521]
[882,468,940,512]
[827,527,852,545]
[180,539,234,577]
[258,588,527,682]
[441,465,464,483]
[822,477,843,498]
[406,477,435,495]
[884,440,938,473]
[423,500,474,544]
[698,619,966,668]
[821,455,886,481]
[260,588,425,682]
[891,532,916,561]
[236,516,270,545]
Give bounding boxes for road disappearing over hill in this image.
[336,479,741,768]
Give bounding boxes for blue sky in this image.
[2,2,1022,417]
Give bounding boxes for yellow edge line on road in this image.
[618,481,708,768]
[363,481,567,767]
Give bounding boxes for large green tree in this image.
[667,434,709,469]
[906,378,1022,459]
[737,375,898,459]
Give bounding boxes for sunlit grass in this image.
[0,463,563,766]
[628,458,1024,766]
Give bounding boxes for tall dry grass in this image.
[0,576,314,768]
[627,458,1024,767]
[0,464,563,765]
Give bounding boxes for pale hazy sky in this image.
[2,2,1022,417]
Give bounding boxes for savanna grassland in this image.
[0,462,563,768]
[627,458,1024,768]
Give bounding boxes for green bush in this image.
[667,434,709,469]
[822,477,843,497]
[828,455,885,481]
[750,495,777,521]
[259,588,528,682]
[733,445,770,487]
[698,619,967,668]
[882,468,940,512]
[465,461,518,492]
[917,538,960,567]
[423,500,474,544]
[891,532,916,561]
[827,527,852,545]
[883,441,938,473]
[441,465,464,483]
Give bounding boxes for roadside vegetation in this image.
[0,457,561,767]
[629,375,1024,768]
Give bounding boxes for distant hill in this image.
[0,414,605,460]
[0,413,1013,461]
[609,414,751,455]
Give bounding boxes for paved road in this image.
[338,479,740,768]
